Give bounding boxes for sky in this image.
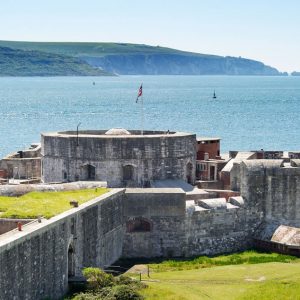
[0,0,299,72]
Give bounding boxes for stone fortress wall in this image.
[240,159,300,227]
[0,189,125,300]
[1,127,300,299]
[0,143,41,180]
[3,159,298,300]
[41,130,196,187]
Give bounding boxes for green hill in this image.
[0,41,284,76]
[0,46,112,76]
[0,41,207,57]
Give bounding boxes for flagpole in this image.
[141,94,144,135]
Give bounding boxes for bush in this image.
[82,268,114,291]
[110,285,144,300]
[115,275,146,291]
[72,292,102,300]
[73,268,145,300]
[115,275,133,286]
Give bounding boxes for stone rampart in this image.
[0,189,125,300]
[240,160,300,227]
[1,162,300,300]
[122,190,260,258]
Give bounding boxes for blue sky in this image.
[0,0,299,72]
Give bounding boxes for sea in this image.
[0,75,299,158]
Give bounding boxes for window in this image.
[197,163,207,171]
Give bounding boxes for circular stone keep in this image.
[41,130,196,187]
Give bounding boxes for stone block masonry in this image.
[0,189,125,300]
[41,130,196,187]
[123,188,186,258]
[240,160,300,227]
[1,157,300,300]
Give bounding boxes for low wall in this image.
[0,181,107,196]
[0,157,41,179]
[185,206,259,256]
[0,219,34,235]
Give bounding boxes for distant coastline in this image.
[291,71,300,76]
[0,40,287,77]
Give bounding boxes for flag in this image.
[136,84,143,103]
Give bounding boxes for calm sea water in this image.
[0,75,299,157]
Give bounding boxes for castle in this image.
[0,128,300,300]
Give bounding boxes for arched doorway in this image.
[81,164,96,180]
[186,162,193,184]
[68,244,75,278]
[123,165,134,181]
[126,217,152,233]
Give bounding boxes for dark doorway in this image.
[210,165,215,180]
[126,218,152,232]
[68,244,75,278]
[186,162,193,184]
[82,164,96,180]
[123,165,134,181]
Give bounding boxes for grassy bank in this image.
[141,261,300,300]
[0,188,108,219]
[147,250,297,272]
[124,251,300,300]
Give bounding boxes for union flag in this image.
[136,84,143,103]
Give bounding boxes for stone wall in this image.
[122,188,186,258]
[0,219,34,235]
[240,160,300,227]
[122,189,260,258]
[0,157,41,179]
[0,187,262,300]
[0,144,41,179]
[2,161,300,300]
[0,189,125,300]
[185,204,259,256]
[41,131,196,187]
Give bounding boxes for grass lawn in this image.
[0,188,109,219]
[132,252,300,300]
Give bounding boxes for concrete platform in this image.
[151,179,209,200]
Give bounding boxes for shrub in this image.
[72,292,102,300]
[110,285,144,300]
[115,275,146,291]
[82,268,115,291]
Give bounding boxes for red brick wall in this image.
[0,169,7,178]
[197,141,220,160]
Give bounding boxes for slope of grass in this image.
[148,250,297,272]
[0,46,112,76]
[0,40,218,58]
[0,188,109,219]
[139,259,300,300]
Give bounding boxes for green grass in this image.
[0,188,109,219]
[0,40,217,58]
[148,250,297,272]
[0,46,113,76]
[137,255,300,300]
